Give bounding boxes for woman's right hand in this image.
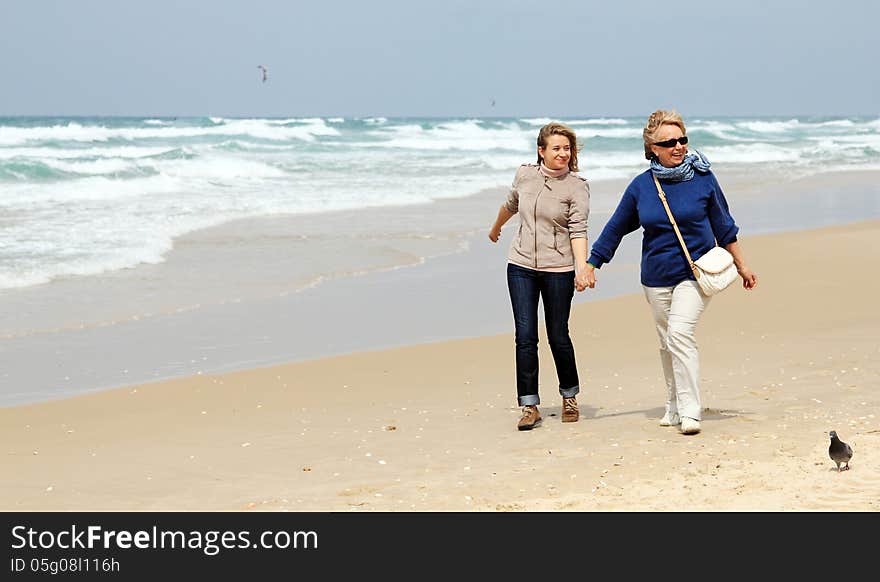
[488,227,501,243]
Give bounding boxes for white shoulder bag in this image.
[652,175,738,296]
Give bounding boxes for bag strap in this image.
[652,174,698,276]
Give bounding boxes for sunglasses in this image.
[653,136,689,148]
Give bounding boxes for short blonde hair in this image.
[643,110,686,160]
[537,122,580,172]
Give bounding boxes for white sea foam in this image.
[582,151,645,168]
[567,118,629,126]
[41,158,138,175]
[702,144,802,164]
[207,140,297,152]
[689,121,747,141]
[361,120,532,151]
[2,115,878,291]
[578,127,643,139]
[265,117,325,125]
[736,119,801,133]
[153,157,287,179]
[581,166,638,182]
[0,146,180,160]
[480,155,539,171]
[519,118,554,126]
[0,210,220,289]
[807,133,880,147]
[815,119,856,128]
[1,174,184,204]
[518,117,631,128]
[0,119,340,145]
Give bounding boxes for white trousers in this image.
[643,280,711,421]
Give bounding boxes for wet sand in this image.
[2,220,878,511]
[3,169,879,406]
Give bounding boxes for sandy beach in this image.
[4,168,878,406]
[2,219,878,512]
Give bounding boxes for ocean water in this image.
[2,115,880,404]
[2,115,880,291]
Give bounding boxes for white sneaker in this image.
[680,417,701,435]
[659,411,680,426]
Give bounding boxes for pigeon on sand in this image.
[828,430,853,472]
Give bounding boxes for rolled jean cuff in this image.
[519,394,540,406]
[560,385,579,398]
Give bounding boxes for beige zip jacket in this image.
[504,164,590,269]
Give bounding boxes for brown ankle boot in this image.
[562,397,579,423]
[517,405,542,431]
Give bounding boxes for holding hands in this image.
[575,263,596,292]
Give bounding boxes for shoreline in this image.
[2,220,879,511]
[1,168,879,406]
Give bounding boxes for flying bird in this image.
[257,65,268,83]
[828,430,853,472]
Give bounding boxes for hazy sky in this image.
[2,0,877,117]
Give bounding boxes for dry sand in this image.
[2,221,878,511]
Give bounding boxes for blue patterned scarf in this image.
[650,150,711,182]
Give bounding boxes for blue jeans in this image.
[507,263,580,406]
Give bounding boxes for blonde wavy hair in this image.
[642,110,686,160]
[536,122,580,172]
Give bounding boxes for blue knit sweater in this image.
[587,169,739,287]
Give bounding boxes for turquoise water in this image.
[1,115,879,290]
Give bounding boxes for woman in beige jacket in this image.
[489,122,594,431]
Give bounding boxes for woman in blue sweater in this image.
[584,110,758,435]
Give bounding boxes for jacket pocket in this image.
[553,227,566,255]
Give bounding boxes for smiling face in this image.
[538,134,572,171]
[650,123,688,168]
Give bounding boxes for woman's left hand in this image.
[725,242,757,291]
[575,264,596,292]
[738,266,758,290]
